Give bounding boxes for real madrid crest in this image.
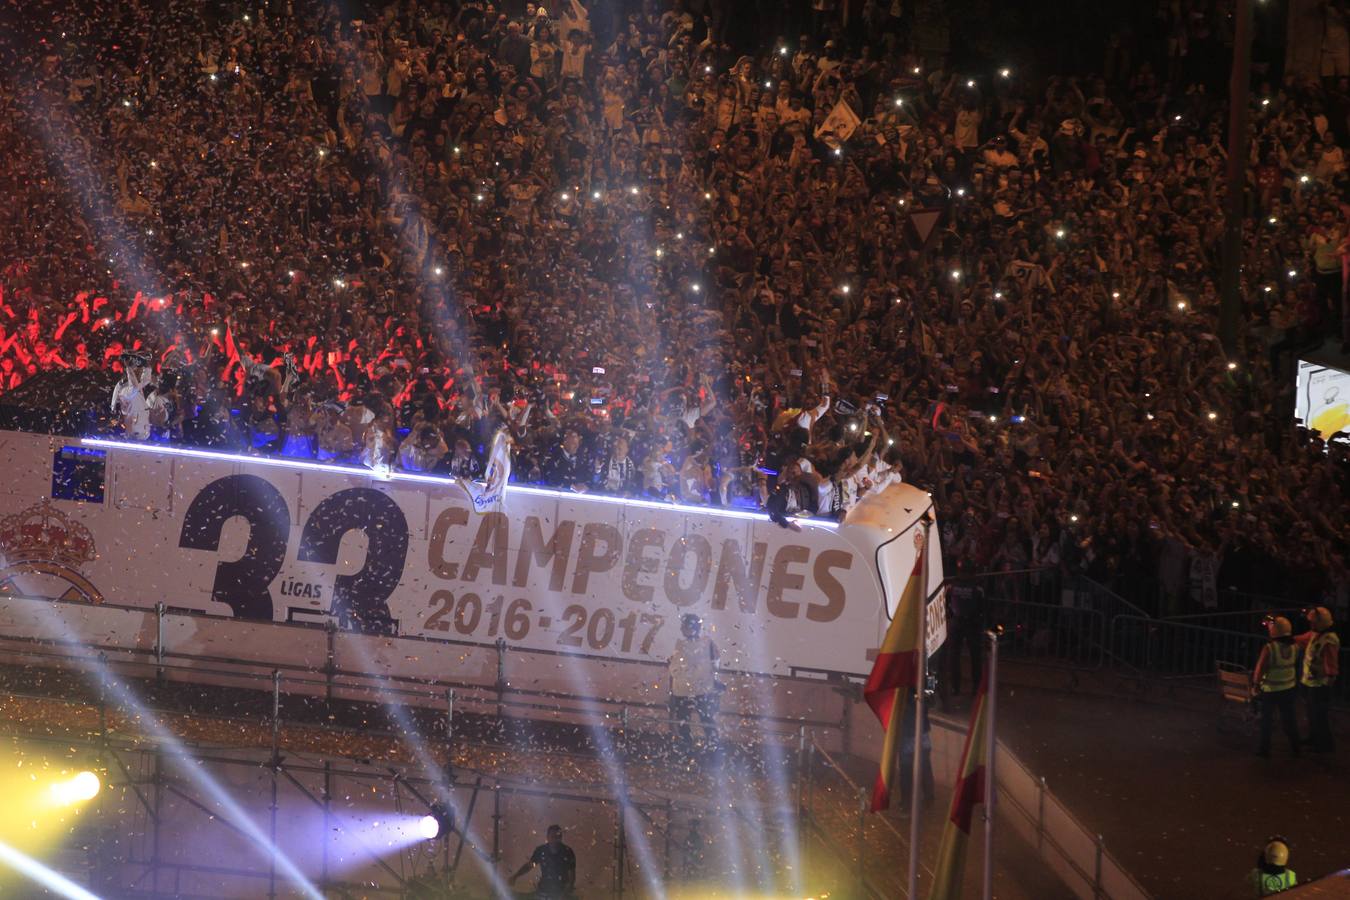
[0,499,104,603]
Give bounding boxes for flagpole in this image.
[907,512,933,898]
[981,629,999,900]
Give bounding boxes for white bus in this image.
[0,431,942,719]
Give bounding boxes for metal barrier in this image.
[992,735,1151,900]
[797,737,927,899]
[797,727,1150,900]
[1110,615,1350,705]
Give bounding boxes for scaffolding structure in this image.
[0,594,855,899]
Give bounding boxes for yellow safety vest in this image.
[1302,631,1341,688]
[1261,642,1297,693]
[1252,866,1296,896]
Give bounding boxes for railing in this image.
[797,727,1150,900]
[797,737,929,899]
[992,737,1151,900]
[0,591,851,752]
[1109,615,1350,706]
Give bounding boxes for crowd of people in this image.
[1,0,1349,616]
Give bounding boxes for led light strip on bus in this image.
[81,438,838,529]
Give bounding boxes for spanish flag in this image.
[862,551,925,812]
[927,671,992,900]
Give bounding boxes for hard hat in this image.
[1267,616,1292,638]
[1264,839,1289,867]
[1308,606,1334,631]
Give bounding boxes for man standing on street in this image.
[1252,616,1301,759]
[1296,606,1340,753]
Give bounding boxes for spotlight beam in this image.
[20,601,326,900]
[272,767,411,889]
[0,837,103,900]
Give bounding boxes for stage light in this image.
[894,97,903,107]
[1000,68,1011,78]
[966,79,975,88]
[913,66,921,74]
[433,266,443,276]
[956,188,965,196]
[592,190,601,200]
[560,192,570,201]
[780,47,788,56]
[1299,174,1310,184]
[1176,300,1186,310]
[1227,362,1238,370]
[1207,411,1218,420]
[418,815,440,839]
[50,771,100,806]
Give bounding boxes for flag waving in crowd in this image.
[928,669,994,900]
[862,536,926,812]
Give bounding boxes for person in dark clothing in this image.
[946,563,987,696]
[509,824,576,898]
[542,429,588,491]
[497,21,532,80]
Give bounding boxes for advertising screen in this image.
[1296,359,1350,441]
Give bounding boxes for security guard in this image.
[1251,617,1300,758]
[1296,606,1340,753]
[1247,837,1296,896]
